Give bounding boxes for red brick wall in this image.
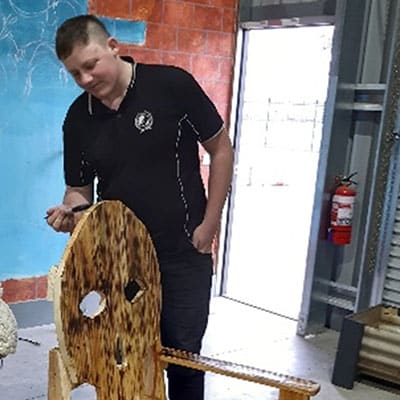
[1,0,238,303]
[90,0,238,184]
[2,276,48,303]
[89,0,238,123]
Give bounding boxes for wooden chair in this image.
[48,200,320,400]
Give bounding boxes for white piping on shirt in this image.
[79,152,86,184]
[176,114,191,239]
[176,116,225,239]
[88,94,93,115]
[87,61,137,116]
[201,124,225,144]
[185,117,225,144]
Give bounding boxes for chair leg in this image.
[279,388,310,400]
[48,348,72,400]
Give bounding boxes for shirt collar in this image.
[87,56,136,116]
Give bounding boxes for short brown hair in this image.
[55,15,110,60]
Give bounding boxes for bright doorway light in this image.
[222,25,334,320]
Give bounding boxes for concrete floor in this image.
[1,296,399,400]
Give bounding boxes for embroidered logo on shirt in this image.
[134,110,153,133]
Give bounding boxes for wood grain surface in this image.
[50,200,320,400]
[53,200,165,400]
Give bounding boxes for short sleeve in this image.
[173,67,224,143]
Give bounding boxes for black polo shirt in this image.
[63,58,224,259]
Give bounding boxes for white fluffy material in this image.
[0,298,18,358]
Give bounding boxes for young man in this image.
[46,15,234,399]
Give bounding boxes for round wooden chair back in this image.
[53,200,165,400]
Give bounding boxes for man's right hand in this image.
[46,184,94,233]
[45,205,76,233]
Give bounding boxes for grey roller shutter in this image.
[382,208,400,307]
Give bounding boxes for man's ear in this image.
[107,37,119,56]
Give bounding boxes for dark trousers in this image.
[159,252,213,400]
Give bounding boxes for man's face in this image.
[62,37,119,100]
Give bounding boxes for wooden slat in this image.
[160,347,320,397]
[279,389,310,400]
[48,348,72,400]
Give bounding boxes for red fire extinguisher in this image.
[329,173,357,245]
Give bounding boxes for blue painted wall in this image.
[0,0,88,280]
[0,1,146,281]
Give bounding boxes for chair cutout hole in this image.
[79,291,106,318]
[71,383,97,399]
[125,279,142,302]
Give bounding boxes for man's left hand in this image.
[191,222,216,254]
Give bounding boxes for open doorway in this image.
[220,25,334,320]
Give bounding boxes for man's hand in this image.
[46,184,94,233]
[191,222,217,254]
[45,205,78,233]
